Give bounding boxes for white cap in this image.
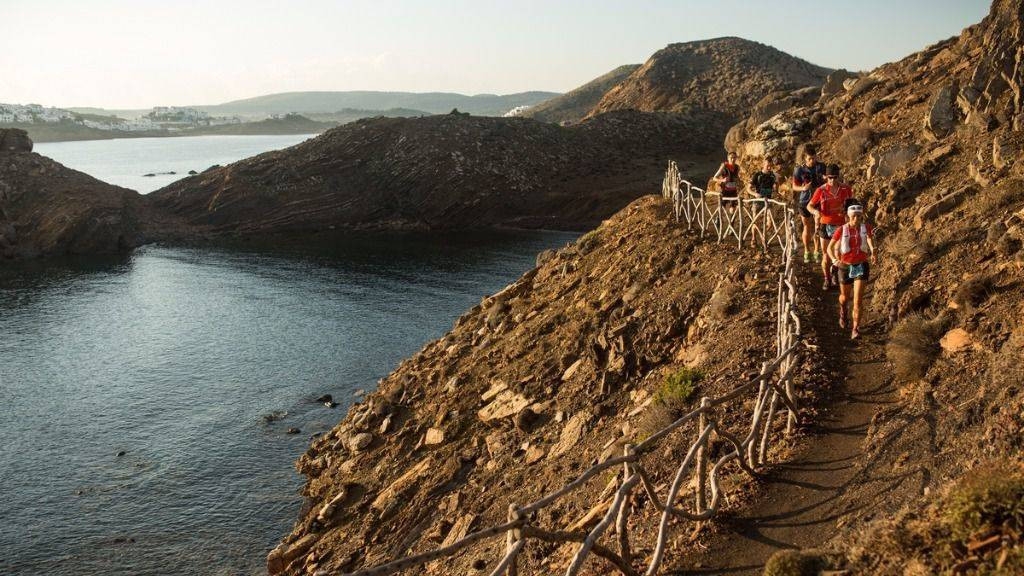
[847,204,864,216]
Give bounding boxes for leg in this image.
[801,215,814,260]
[851,277,865,338]
[838,277,850,328]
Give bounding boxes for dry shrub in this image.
[708,281,740,320]
[944,462,1024,540]
[763,549,828,576]
[974,178,1024,215]
[992,330,1024,394]
[887,226,934,262]
[954,273,995,311]
[638,367,702,439]
[886,313,945,382]
[575,230,601,255]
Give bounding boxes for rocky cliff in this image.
[724,0,1024,572]
[0,128,150,260]
[266,196,826,575]
[588,37,831,137]
[147,110,722,236]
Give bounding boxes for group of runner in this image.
[712,147,876,340]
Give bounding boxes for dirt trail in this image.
[669,262,897,575]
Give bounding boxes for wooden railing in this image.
[329,160,804,576]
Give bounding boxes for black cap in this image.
[826,163,841,177]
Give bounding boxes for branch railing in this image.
[330,160,804,576]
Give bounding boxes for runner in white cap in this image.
[826,202,877,339]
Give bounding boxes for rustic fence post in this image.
[696,397,710,514]
[506,504,520,576]
[616,445,634,566]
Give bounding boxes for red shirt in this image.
[831,223,874,265]
[810,183,853,224]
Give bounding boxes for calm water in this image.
[35,134,316,193]
[0,234,574,574]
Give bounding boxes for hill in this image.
[196,91,560,117]
[589,37,831,137]
[146,110,722,235]
[522,64,640,124]
[721,0,1024,572]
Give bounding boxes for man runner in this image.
[713,151,741,213]
[807,164,853,290]
[792,148,827,263]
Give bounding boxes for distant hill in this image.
[194,91,560,118]
[305,107,430,124]
[523,64,640,124]
[589,37,831,128]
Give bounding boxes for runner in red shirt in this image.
[807,164,853,290]
[827,203,877,340]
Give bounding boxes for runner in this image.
[807,164,853,290]
[713,151,741,213]
[827,203,877,339]
[791,148,827,263]
[749,157,778,200]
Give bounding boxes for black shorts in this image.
[819,223,841,240]
[838,262,870,285]
[721,190,739,207]
[798,191,812,218]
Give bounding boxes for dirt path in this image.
[669,263,897,575]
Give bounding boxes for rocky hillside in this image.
[266,196,828,575]
[147,110,722,236]
[725,0,1024,572]
[522,64,640,125]
[0,128,150,260]
[588,37,831,136]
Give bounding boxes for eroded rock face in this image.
[0,130,148,260]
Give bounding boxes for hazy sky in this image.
[2,0,991,109]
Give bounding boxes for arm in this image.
[866,233,877,263]
[806,191,822,219]
[827,237,840,264]
[713,164,726,182]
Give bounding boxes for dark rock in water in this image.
[262,410,288,423]
[315,394,333,404]
[116,450,127,457]
[143,173,156,177]
[286,427,301,435]
[188,170,198,175]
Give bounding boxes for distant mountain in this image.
[523,64,640,124]
[194,91,560,118]
[589,37,831,128]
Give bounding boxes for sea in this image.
[1,135,577,575]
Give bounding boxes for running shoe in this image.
[839,306,847,329]
[822,277,830,291]
[851,327,861,340]
[804,252,811,263]
[813,252,822,263]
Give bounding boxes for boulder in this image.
[0,129,32,154]
[822,69,859,98]
[349,432,374,452]
[267,533,317,575]
[940,328,973,353]
[867,145,919,179]
[993,134,1015,170]
[923,83,959,140]
[549,411,589,458]
[835,125,874,164]
[914,186,976,230]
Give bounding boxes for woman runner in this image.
[827,203,877,340]
[713,151,741,212]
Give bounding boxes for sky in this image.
[0,0,991,109]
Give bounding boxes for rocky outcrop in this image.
[0,129,149,260]
[147,111,721,235]
[522,64,640,125]
[588,37,831,133]
[268,197,806,575]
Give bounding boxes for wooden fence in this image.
[332,160,804,576]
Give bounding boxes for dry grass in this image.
[887,226,934,262]
[708,282,740,320]
[974,178,1024,215]
[575,230,601,255]
[886,313,946,382]
[954,273,996,311]
[763,549,829,576]
[945,462,1024,539]
[638,367,702,439]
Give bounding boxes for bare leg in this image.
[801,215,814,256]
[838,280,850,328]
[851,278,865,338]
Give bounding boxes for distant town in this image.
[0,103,245,132]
